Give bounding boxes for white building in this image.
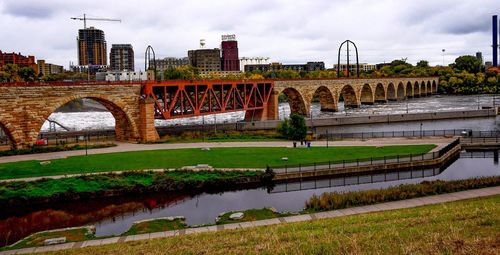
[333,63,377,73]
[239,57,270,72]
[96,71,148,81]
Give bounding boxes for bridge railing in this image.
[269,138,460,174]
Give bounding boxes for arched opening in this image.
[420,81,426,96]
[311,86,336,112]
[414,82,420,97]
[374,83,386,102]
[432,80,437,93]
[397,82,405,100]
[339,85,358,109]
[406,82,413,98]
[387,83,397,101]
[0,122,14,150]
[360,84,374,105]
[427,81,432,95]
[279,88,307,118]
[37,97,139,146]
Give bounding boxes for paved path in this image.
[1,186,498,255]
[0,137,452,164]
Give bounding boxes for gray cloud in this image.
[0,0,498,69]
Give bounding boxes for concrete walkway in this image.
[1,186,498,255]
[0,137,452,164]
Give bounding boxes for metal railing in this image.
[270,138,460,174]
[319,129,500,140]
[36,129,115,146]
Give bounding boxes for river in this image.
[39,94,500,132]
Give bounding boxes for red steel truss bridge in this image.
[141,80,274,119]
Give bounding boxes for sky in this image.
[0,0,499,70]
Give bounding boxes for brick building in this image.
[0,50,38,71]
[110,44,134,71]
[221,35,240,71]
[188,49,221,73]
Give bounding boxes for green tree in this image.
[453,55,481,74]
[277,113,307,142]
[19,67,37,81]
[416,60,429,68]
[1,63,20,82]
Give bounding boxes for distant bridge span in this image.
[0,77,438,148]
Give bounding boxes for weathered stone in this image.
[229,212,244,220]
[44,237,66,246]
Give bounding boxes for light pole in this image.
[477,94,480,110]
[85,130,89,156]
[202,115,205,142]
[406,100,409,114]
[441,49,445,66]
[420,123,423,139]
[326,129,329,148]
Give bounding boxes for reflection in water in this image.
[1,157,499,246]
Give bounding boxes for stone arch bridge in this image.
[0,77,437,148]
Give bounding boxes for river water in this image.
[40,94,500,132]
[1,156,499,246]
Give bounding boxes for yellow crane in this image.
[70,13,121,28]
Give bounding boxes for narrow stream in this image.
[1,156,498,246]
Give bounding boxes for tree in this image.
[416,60,429,68]
[453,55,481,74]
[277,113,307,143]
[1,63,20,82]
[19,67,37,82]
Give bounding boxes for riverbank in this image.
[0,170,273,209]
[4,187,498,254]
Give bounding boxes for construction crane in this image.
[70,13,121,29]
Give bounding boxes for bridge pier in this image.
[139,98,159,142]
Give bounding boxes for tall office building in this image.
[221,35,239,71]
[476,52,483,65]
[110,44,134,71]
[77,27,107,66]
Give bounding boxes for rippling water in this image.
[40,94,499,132]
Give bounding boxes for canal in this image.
[1,155,498,246]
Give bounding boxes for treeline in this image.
[0,63,88,82]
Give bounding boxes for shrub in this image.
[305,176,500,211]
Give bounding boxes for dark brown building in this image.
[188,49,221,73]
[110,44,134,71]
[0,50,38,72]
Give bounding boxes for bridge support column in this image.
[139,98,159,142]
[244,91,279,121]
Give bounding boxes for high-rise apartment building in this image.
[153,57,189,72]
[188,49,221,73]
[221,35,239,71]
[77,27,107,66]
[110,44,134,71]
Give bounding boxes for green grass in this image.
[0,170,266,203]
[124,218,187,236]
[0,145,435,180]
[0,143,116,157]
[6,227,95,250]
[157,130,285,144]
[42,195,500,255]
[216,208,294,225]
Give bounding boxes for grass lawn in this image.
[7,227,95,250]
[123,218,186,236]
[42,195,500,255]
[0,145,435,180]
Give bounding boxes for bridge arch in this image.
[414,82,420,97]
[427,81,432,95]
[420,81,426,96]
[360,84,374,105]
[339,84,358,108]
[387,83,397,101]
[406,82,413,98]
[432,80,437,93]
[280,87,307,116]
[312,86,336,112]
[397,82,405,100]
[374,83,386,102]
[0,120,18,149]
[33,95,141,144]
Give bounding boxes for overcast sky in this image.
[0,0,498,70]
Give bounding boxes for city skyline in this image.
[0,0,498,70]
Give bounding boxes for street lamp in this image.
[441,49,445,66]
[420,123,423,139]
